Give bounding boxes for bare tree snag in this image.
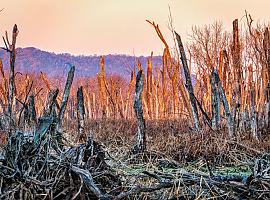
[250,83,259,140]
[98,56,107,119]
[2,24,18,132]
[35,89,59,147]
[133,70,146,153]
[43,89,59,117]
[77,86,86,142]
[161,50,168,118]
[213,69,235,137]
[263,28,270,130]
[28,94,37,124]
[40,71,51,91]
[231,19,242,132]
[146,52,153,119]
[58,65,75,127]
[210,71,221,130]
[0,59,8,107]
[175,31,200,130]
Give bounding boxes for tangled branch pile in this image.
[0,128,269,199]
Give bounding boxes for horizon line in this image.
[10,46,163,58]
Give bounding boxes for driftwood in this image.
[133,70,146,153]
[175,31,200,130]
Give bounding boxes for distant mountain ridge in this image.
[0,47,163,79]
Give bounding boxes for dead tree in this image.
[133,70,146,153]
[77,86,86,142]
[20,94,37,130]
[35,89,59,147]
[213,69,235,137]
[28,94,37,124]
[58,65,75,127]
[2,24,19,132]
[210,71,221,130]
[43,89,59,118]
[250,83,259,140]
[231,19,242,132]
[0,59,8,110]
[175,31,200,130]
[98,56,107,119]
[263,28,270,131]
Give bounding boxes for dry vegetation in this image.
[0,11,269,199]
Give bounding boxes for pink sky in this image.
[1,0,269,56]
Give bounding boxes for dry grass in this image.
[64,119,270,165]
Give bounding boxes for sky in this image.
[0,0,269,56]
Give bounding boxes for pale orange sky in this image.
[1,0,269,56]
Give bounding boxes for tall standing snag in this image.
[263,28,270,131]
[77,86,86,142]
[213,69,234,137]
[175,31,200,130]
[133,70,146,153]
[210,71,221,130]
[2,25,19,132]
[250,83,259,140]
[98,56,107,119]
[231,19,242,131]
[58,65,75,127]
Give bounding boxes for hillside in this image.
[0,47,163,78]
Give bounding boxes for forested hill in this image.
[0,47,163,78]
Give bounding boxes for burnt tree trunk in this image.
[28,95,37,124]
[213,69,235,137]
[133,70,146,153]
[58,65,75,127]
[43,89,59,118]
[250,83,259,140]
[35,89,59,147]
[210,71,221,130]
[175,31,200,130]
[2,25,19,133]
[263,28,270,131]
[231,19,242,132]
[77,86,86,142]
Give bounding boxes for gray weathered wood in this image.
[231,19,242,133]
[2,25,19,133]
[77,86,86,142]
[58,65,75,127]
[213,69,234,137]
[28,95,37,124]
[133,70,146,153]
[175,31,200,130]
[71,166,106,199]
[250,84,259,140]
[6,25,18,119]
[43,89,59,117]
[263,28,270,131]
[210,71,221,130]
